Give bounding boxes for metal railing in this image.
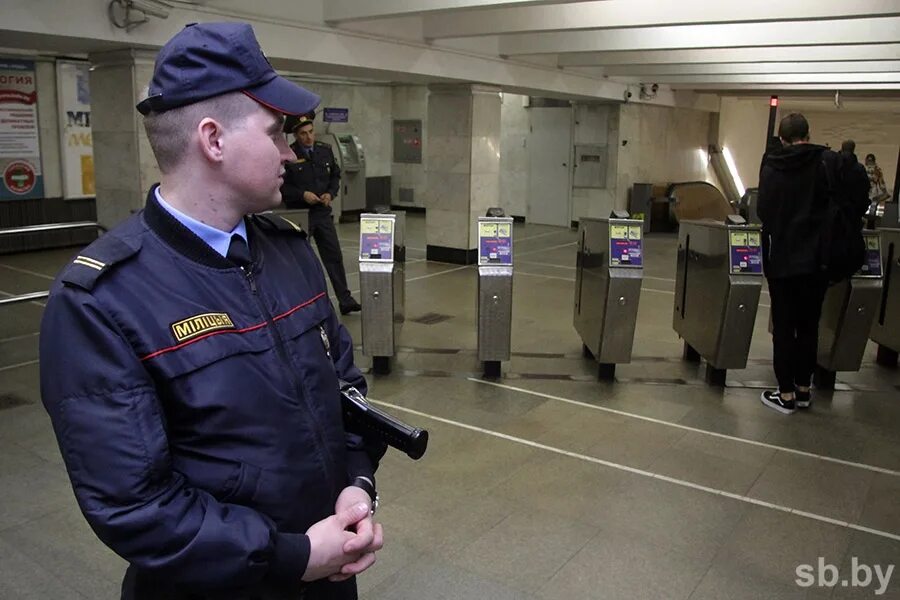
[0,291,50,307]
[0,221,106,237]
[0,221,106,307]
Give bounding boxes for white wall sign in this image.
[57,60,94,199]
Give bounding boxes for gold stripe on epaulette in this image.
[73,256,105,270]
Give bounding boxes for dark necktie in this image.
[226,234,251,268]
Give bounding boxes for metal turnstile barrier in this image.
[871,228,900,367]
[273,208,309,233]
[477,213,514,378]
[814,231,885,388]
[574,212,643,380]
[359,212,405,374]
[674,216,763,385]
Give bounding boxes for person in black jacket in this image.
[281,115,361,315]
[827,140,872,221]
[757,113,831,415]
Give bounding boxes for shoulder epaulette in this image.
[60,234,141,291]
[253,213,307,236]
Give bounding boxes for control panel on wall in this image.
[393,120,422,164]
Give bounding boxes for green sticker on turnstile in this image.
[610,225,628,240]
[730,232,748,247]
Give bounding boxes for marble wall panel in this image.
[90,64,139,135]
[470,136,501,175]
[469,172,500,218]
[426,207,470,248]
[427,135,472,174]
[92,132,139,195]
[500,93,530,217]
[425,171,471,212]
[427,91,472,138]
[615,103,716,209]
[35,60,62,198]
[471,89,501,139]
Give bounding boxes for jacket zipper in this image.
[240,264,336,485]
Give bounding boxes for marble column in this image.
[425,84,501,264]
[88,49,159,229]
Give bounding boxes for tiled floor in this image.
[1,213,898,599]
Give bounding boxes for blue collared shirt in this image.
[155,187,247,258]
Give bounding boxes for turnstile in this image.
[574,213,643,380]
[871,228,900,366]
[359,212,405,374]
[273,208,309,233]
[814,231,884,388]
[477,214,514,378]
[328,133,366,219]
[674,216,764,385]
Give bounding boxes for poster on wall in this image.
[0,59,44,200]
[57,60,94,199]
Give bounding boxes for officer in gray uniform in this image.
[281,115,362,315]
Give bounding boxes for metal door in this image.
[527,107,573,227]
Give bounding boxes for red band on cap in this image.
[241,89,291,114]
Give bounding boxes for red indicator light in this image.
[769,97,779,107]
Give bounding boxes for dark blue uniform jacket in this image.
[39,187,384,594]
[281,141,341,212]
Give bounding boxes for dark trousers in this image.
[767,273,829,393]
[308,209,353,306]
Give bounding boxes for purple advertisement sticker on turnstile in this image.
[608,224,642,267]
[729,231,763,274]
[478,222,512,264]
[359,218,394,261]
[858,235,882,277]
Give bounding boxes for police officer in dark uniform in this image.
[281,115,362,315]
[39,22,385,600]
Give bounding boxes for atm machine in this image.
[327,134,366,221]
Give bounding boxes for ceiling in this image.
[323,0,900,96]
[3,0,899,104]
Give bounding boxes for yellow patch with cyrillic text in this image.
[170,312,235,343]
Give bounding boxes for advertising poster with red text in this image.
[0,60,44,200]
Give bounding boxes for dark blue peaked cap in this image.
[137,22,320,116]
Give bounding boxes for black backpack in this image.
[820,154,866,283]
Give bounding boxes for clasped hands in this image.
[302,485,383,582]
[303,191,333,207]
